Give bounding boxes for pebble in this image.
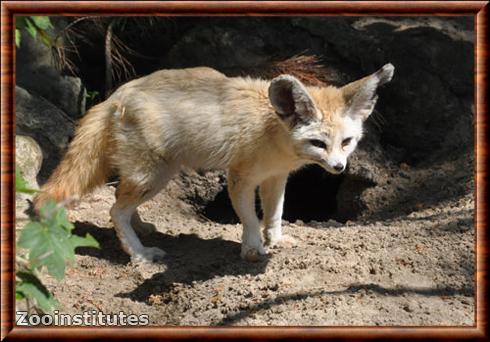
[403,304,414,312]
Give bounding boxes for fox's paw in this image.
[131,259,167,280]
[132,246,166,263]
[266,234,298,249]
[241,243,269,262]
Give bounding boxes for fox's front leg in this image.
[260,174,297,248]
[228,171,267,261]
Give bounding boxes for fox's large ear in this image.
[342,63,394,121]
[269,75,317,122]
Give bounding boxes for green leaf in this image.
[18,202,99,280]
[37,29,52,47]
[29,16,53,30]
[24,19,37,39]
[18,222,44,250]
[39,200,57,221]
[54,206,74,232]
[15,29,21,47]
[15,167,27,190]
[69,233,100,250]
[16,272,57,313]
[15,16,53,48]
[22,222,70,279]
[85,90,100,101]
[16,291,25,300]
[15,166,37,194]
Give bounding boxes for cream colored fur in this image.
[35,64,394,263]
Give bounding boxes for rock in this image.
[16,22,86,119]
[326,219,343,228]
[15,86,75,181]
[167,24,268,70]
[15,135,43,189]
[372,25,473,162]
[16,63,86,120]
[15,136,43,221]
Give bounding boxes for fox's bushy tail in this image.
[34,102,114,211]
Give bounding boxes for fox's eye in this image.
[309,139,327,149]
[342,137,353,147]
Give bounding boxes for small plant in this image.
[15,166,99,313]
[15,16,54,47]
[85,89,100,106]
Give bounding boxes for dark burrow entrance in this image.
[202,165,363,224]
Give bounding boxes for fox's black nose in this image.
[334,163,345,172]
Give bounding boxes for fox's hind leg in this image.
[131,211,157,235]
[115,186,156,235]
[111,165,178,263]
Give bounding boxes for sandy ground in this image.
[15,150,474,327]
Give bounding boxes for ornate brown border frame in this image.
[1,1,488,340]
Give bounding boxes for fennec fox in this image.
[35,64,394,263]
